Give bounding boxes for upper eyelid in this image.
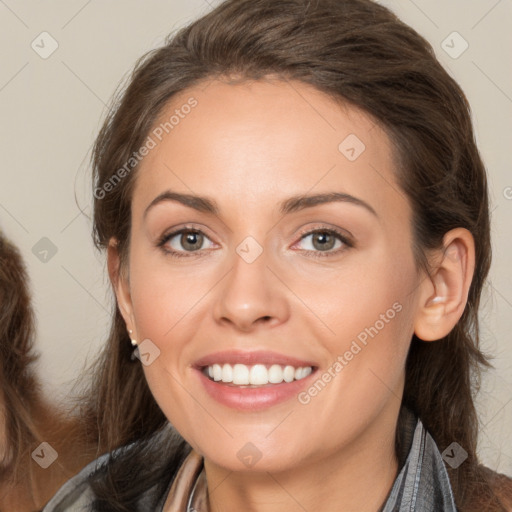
[158,224,216,245]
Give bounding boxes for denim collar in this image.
[380,413,457,511]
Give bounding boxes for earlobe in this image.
[413,228,475,342]
[107,238,136,333]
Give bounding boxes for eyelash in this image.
[156,224,354,259]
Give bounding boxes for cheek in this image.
[128,248,202,341]
[129,262,199,438]
[313,247,417,393]
[126,250,208,396]
[308,242,415,344]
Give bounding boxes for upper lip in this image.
[193,350,318,369]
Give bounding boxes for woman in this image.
[43,0,512,510]
[0,231,96,511]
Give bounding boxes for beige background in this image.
[0,0,510,475]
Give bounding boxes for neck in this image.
[204,407,400,512]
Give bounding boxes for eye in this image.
[157,226,215,258]
[293,227,353,258]
[157,225,353,259]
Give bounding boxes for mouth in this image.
[193,349,318,386]
[192,350,319,410]
[199,363,315,387]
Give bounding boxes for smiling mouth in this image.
[200,362,316,387]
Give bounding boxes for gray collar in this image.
[381,414,458,511]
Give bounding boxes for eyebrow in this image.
[143,190,378,219]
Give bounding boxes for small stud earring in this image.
[128,329,137,347]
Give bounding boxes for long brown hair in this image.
[0,232,42,484]
[83,0,505,508]
[0,231,96,509]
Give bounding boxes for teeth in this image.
[212,364,222,381]
[222,363,233,382]
[202,363,313,385]
[249,364,267,385]
[233,364,249,385]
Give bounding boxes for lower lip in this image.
[194,367,317,411]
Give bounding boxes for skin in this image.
[110,77,475,512]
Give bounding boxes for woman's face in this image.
[116,78,426,473]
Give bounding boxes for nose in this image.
[213,245,290,333]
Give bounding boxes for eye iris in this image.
[182,231,203,251]
[312,232,335,251]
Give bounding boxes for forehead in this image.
[132,78,406,224]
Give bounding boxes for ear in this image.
[413,228,475,342]
[107,238,136,335]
